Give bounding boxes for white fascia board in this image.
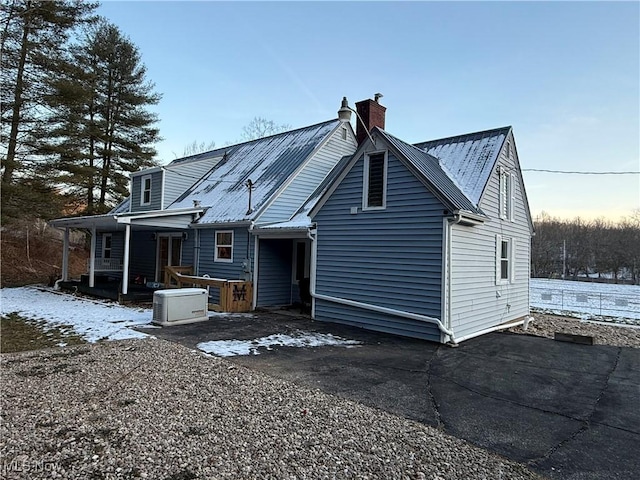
[130,166,163,177]
[115,207,204,225]
[190,221,252,229]
[49,215,119,230]
[251,225,311,238]
[253,122,343,222]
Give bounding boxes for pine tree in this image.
[0,0,97,184]
[0,0,97,223]
[42,20,162,213]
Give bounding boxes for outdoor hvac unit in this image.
[152,288,208,326]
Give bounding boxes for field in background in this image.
[530,278,640,322]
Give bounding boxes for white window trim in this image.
[101,233,112,259]
[214,230,234,263]
[496,234,516,285]
[499,167,516,222]
[362,151,388,211]
[141,175,152,206]
[509,172,516,222]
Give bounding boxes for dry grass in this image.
[1,224,88,287]
[0,313,86,353]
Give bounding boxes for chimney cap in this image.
[337,96,352,122]
[374,93,383,103]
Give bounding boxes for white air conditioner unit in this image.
[152,288,208,326]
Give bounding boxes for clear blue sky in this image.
[98,1,639,221]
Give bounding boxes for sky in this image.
[97,1,640,222]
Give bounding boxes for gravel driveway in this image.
[1,338,543,480]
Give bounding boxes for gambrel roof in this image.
[169,119,342,224]
[414,126,510,205]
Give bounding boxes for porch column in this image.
[62,227,70,281]
[252,236,259,310]
[89,226,96,288]
[122,224,131,295]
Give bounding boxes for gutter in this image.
[307,229,457,344]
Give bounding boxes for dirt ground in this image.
[0,225,88,287]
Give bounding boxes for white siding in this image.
[448,131,532,338]
[164,158,220,208]
[257,125,357,224]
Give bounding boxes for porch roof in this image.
[49,214,122,230]
[49,207,205,231]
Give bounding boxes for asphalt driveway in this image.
[144,311,640,480]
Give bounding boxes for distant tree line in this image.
[532,211,640,284]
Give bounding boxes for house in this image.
[309,98,534,343]
[50,102,358,306]
[51,96,533,344]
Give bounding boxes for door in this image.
[156,234,183,282]
[292,239,311,303]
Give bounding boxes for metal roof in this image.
[376,128,484,215]
[414,126,510,205]
[109,197,130,215]
[169,119,341,224]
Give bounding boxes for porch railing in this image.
[164,266,252,313]
[87,257,123,272]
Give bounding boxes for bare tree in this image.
[182,140,216,157]
[239,117,290,142]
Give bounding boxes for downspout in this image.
[444,213,463,340]
[249,222,258,310]
[122,224,131,295]
[307,228,456,343]
[193,228,200,276]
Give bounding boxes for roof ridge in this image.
[168,118,340,166]
[414,125,511,146]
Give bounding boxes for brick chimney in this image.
[355,94,386,145]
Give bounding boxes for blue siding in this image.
[315,300,441,341]
[131,171,162,212]
[96,231,124,260]
[129,230,158,282]
[312,151,446,341]
[197,227,254,280]
[256,239,293,307]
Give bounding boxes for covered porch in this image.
[252,224,313,311]
[49,207,204,303]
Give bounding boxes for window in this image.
[499,167,516,221]
[496,235,515,284]
[141,175,152,205]
[363,152,387,209]
[215,231,233,262]
[102,234,112,259]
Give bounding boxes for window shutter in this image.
[510,238,516,283]
[510,173,516,221]
[495,234,502,285]
[499,169,507,220]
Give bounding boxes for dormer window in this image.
[141,175,152,206]
[363,152,387,210]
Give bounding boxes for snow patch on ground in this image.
[530,278,640,323]
[197,331,362,357]
[0,286,152,342]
